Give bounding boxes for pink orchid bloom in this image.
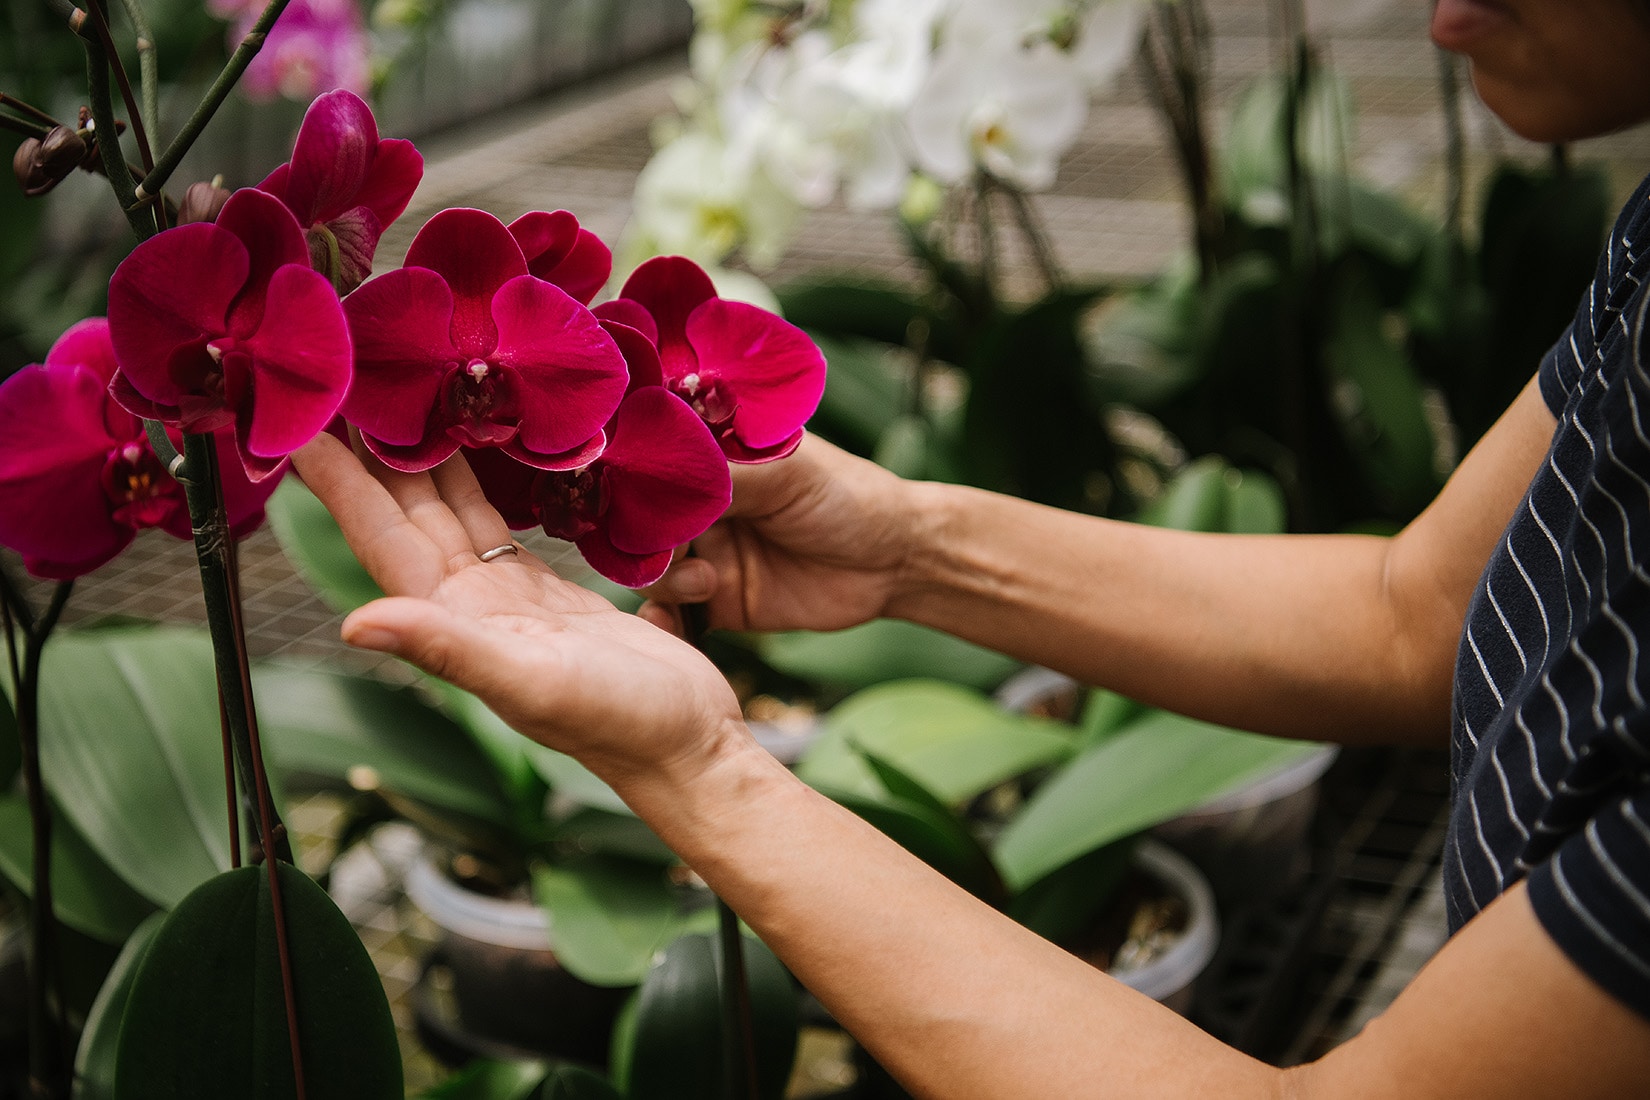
[342,207,629,473]
[0,320,280,580]
[258,89,423,294]
[595,255,826,463]
[507,210,612,306]
[469,383,732,588]
[215,0,371,105]
[106,187,354,483]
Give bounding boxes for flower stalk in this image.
[1,577,76,1100]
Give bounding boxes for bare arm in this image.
[651,375,1559,746]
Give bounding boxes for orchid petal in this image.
[591,298,658,344]
[508,211,611,305]
[489,275,628,457]
[498,430,606,473]
[574,535,672,589]
[686,297,826,449]
[107,223,245,408]
[215,188,313,338]
[600,388,731,552]
[46,318,119,383]
[464,446,540,530]
[342,267,457,447]
[0,363,132,574]
[616,255,717,378]
[405,208,528,359]
[280,89,377,224]
[358,426,463,473]
[322,205,383,294]
[351,137,423,228]
[720,431,805,464]
[237,264,352,468]
[602,320,664,394]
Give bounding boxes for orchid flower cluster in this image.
[625,0,1149,270]
[0,88,827,589]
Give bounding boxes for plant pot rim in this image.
[404,852,552,952]
[1111,838,1219,1003]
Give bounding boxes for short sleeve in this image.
[1526,778,1650,1019]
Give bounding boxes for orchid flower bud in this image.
[12,125,88,197]
[177,178,233,225]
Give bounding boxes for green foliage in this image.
[115,863,403,1099]
[72,913,163,1100]
[0,795,157,944]
[609,930,799,1100]
[759,619,1023,696]
[531,856,683,987]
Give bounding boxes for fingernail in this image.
[677,561,715,602]
[344,624,398,652]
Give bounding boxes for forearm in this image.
[614,734,1285,1100]
[890,489,1447,743]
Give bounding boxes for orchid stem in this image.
[112,0,159,153]
[84,0,154,175]
[677,588,760,1100]
[135,0,294,205]
[2,579,76,1100]
[76,18,153,238]
[0,93,59,127]
[177,432,305,1095]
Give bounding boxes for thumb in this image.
[341,596,548,704]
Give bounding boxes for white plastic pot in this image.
[1110,839,1220,1014]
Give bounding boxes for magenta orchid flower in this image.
[0,319,280,580]
[507,210,612,306]
[341,206,629,473]
[213,0,371,106]
[107,187,354,483]
[595,255,826,463]
[257,89,423,294]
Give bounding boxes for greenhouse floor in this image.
[15,0,1650,1093]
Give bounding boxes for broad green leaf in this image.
[798,680,1073,805]
[429,682,544,815]
[36,626,233,908]
[265,476,384,614]
[550,807,676,865]
[1006,841,1134,946]
[994,711,1323,891]
[0,681,18,789]
[72,912,164,1100]
[777,278,927,348]
[254,664,512,829]
[523,742,629,815]
[874,413,941,481]
[1221,65,1355,213]
[613,930,798,1100]
[1224,468,1288,534]
[807,332,908,457]
[761,619,1022,694]
[532,856,681,987]
[818,785,1005,903]
[1075,689,1142,751]
[533,1065,622,1100]
[115,863,402,1099]
[415,1059,548,1100]
[1135,456,1229,531]
[0,795,156,944]
[1323,269,1440,517]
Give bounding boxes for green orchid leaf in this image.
[265,476,384,614]
[428,682,545,815]
[414,1059,549,1100]
[522,742,630,815]
[806,332,909,457]
[1322,268,1441,517]
[532,855,681,987]
[761,619,1023,694]
[1006,840,1134,946]
[550,807,676,866]
[532,1065,622,1100]
[777,277,928,348]
[817,784,1005,903]
[254,664,512,828]
[1223,468,1288,535]
[1074,689,1142,751]
[798,680,1073,806]
[72,912,164,1100]
[612,930,798,1100]
[35,625,234,908]
[115,863,402,1099]
[0,795,156,944]
[0,681,18,789]
[994,711,1323,892]
[1135,455,1230,531]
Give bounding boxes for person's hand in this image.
[638,434,919,636]
[291,431,746,787]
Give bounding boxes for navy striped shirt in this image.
[1447,170,1650,1020]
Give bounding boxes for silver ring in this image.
[478,544,518,563]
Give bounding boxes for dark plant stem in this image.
[174,434,305,1096]
[76,16,154,238]
[998,180,1064,294]
[973,175,998,304]
[0,92,59,127]
[679,594,760,1100]
[2,579,76,1100]
[134,0,294,206]
[1435,47,1466,248]
[112,0,158,149]
[1139,0,1220,282]
[217,691,243,869]
[84,0,154,174]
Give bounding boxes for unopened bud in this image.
[178,178,233,224]
[11,125,88,197]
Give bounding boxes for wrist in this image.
[884,477,963,622]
